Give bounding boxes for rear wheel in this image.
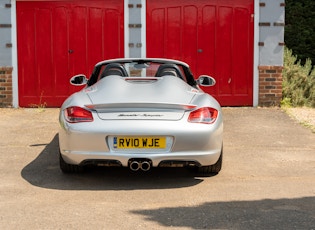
[198,146,223,174]
[59,151,84,173]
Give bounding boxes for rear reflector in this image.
[64,106,93,123]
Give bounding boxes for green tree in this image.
[285,0,315,65]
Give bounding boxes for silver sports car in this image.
[59,58,223,174]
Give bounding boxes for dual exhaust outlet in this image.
[129,159,151,172]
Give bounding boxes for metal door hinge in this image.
[129,24,142,28]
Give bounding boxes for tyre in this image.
[198,146,223,175]
[59,151,84,173]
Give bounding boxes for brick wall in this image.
[0,67,13,107]
[258,66,283,106]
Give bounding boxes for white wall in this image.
[0,0,12,66]
[259,0,285,66]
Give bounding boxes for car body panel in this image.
[59,117,223,167]
[59,58,223,172]
[86,75,195,106]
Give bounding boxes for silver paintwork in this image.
[59,58,223,169]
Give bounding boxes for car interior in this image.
[155,64,184,79]
[100,63,129,78]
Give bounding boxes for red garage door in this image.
[17,0,124,107]
[147,0,254,106]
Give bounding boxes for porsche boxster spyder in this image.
[59,58,223,174]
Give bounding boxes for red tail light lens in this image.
[64,106,93,123]
[188,107,218,124]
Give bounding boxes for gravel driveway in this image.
[284,107,315,132]
[0,107,314,229]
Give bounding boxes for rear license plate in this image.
[113,137,166,149]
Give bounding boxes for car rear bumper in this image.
[60,148,222,167]
[59,114,223,167]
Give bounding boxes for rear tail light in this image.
[188,107,218,124]
[64,106,93,123]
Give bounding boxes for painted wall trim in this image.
[125,0,146,58]
[124,0,130,58]
[141,0,146,58]
[11,0,18,108]
[253,0,259,107]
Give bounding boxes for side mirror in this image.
[70,74,88,86]
[197,75,216,87]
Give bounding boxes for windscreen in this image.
[96,61,187,82]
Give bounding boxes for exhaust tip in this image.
[140,161,151,171]
[129,161,141,171]
[128,159,152,172]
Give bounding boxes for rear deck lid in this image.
[85,76,198,120]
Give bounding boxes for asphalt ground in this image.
[0,107,314,229]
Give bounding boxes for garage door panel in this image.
[103,9,122,59]
[18,9,37,98]
[198,5,217,96]
[199,5,216,73]
[52,7,70,96]
[147,0,254,106]
[166,7,181,59]
[148,8,165,57]
[217,6,233,96]
[87,8,104,69]
[17,1,124,107]
[36,8,54,97]
[69,6,88,76]
[233,8,251,95]
[182,6,198,71]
